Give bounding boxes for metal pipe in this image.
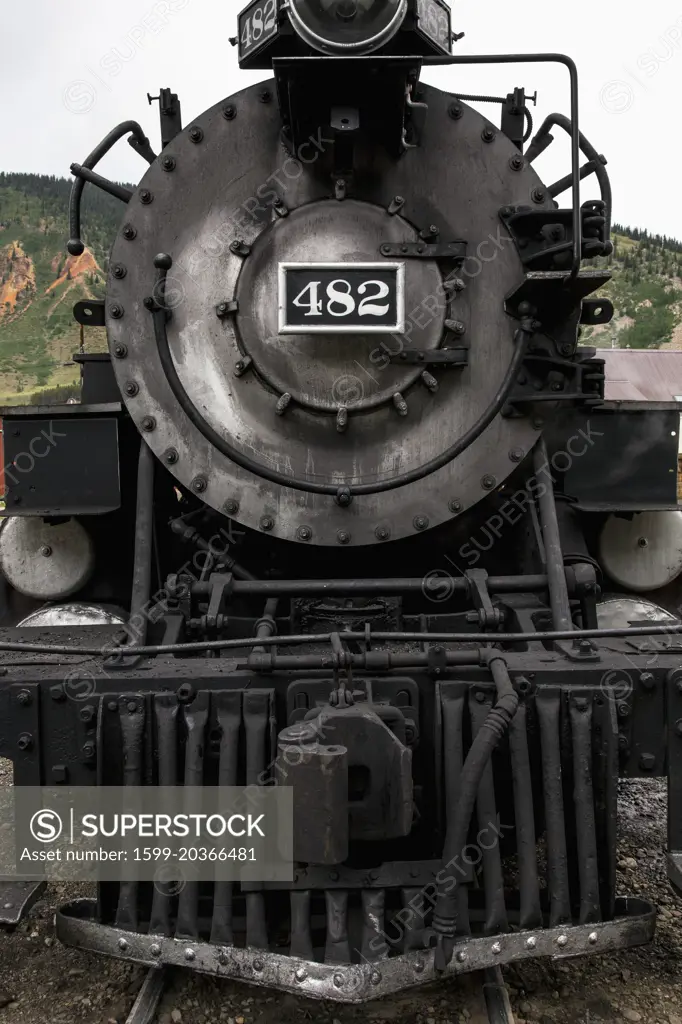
[532,439,573,632]
[5,622,682,658]
[128,441,155,648]
[192,573,555,598]
[251,598,279,656]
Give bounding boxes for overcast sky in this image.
[1,0,681,238]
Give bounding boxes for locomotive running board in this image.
[56,897,655,1004]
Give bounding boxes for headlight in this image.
[288,0,408,55]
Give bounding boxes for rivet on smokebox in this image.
[191,476,207,494]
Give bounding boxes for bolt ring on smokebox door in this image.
[105,81,541,545]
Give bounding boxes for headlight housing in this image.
[287,0,408,55]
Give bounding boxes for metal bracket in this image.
[148,88,183,150]
[390,348,468,366]
[380,241,467,261]
[73,300,105,327]
[206,573,234,630]
[581,298,613,326]
[465,569,503,629]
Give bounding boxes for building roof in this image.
[600,349,682,402]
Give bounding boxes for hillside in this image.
[581,225,682,351]
[0,175,681,404]
[0,173,125,404]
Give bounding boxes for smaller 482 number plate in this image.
[278,262,405,334]
[238,0,278,61]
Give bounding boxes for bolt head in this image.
[189,126,204,143]
[150,943,161,956]
[223,104,236,119]
[164,448,179,465]
[110,304,123,319]
[556,934,568,947]
[449,499,462,513]
[448,102,463,119]
[192,476,207,494]
[125,381,139,397]
[112,263,127,279]
[370,971,381,985]
[509,448,524,463]
[337,530,350,545]
[140,189,153,205]
[413,515,429,531]
[588,931,598,944]
[118,937,128,951]
[481,474,496,490]
[16,690,31,706]
[185,948,196,961]
[509,154,524,170]
[375,525,390,541]
[456,950,467,962]
[482,126,495,142]
[525,936,537,949]
[333,974,343,988]
[259,90,272,103]
[162,155,176,171]
[223,499,239,515]
[532,187,546,203]
[260,516,274,532]
[295,967,307,982]
[122,224,137,240]
[297,526,312,541]
[640,672,655,689]
[491,941,501,954]
[142,417,156,432]
[113,344,127,359]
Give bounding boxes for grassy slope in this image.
[0,175,123,404]
[581,228,682,350]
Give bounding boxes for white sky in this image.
[1,0,681,239]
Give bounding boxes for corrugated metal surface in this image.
[601,349,682,401]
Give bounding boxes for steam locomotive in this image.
[1,0,681,1003]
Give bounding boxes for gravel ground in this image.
[0,758,681,1024]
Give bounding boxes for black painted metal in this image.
[68,121,155,257]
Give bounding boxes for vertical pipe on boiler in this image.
[533,438,573,632]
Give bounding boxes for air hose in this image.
[433,653,519,970]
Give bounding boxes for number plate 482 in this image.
[238,0,278,60]
[278,263,405,334]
